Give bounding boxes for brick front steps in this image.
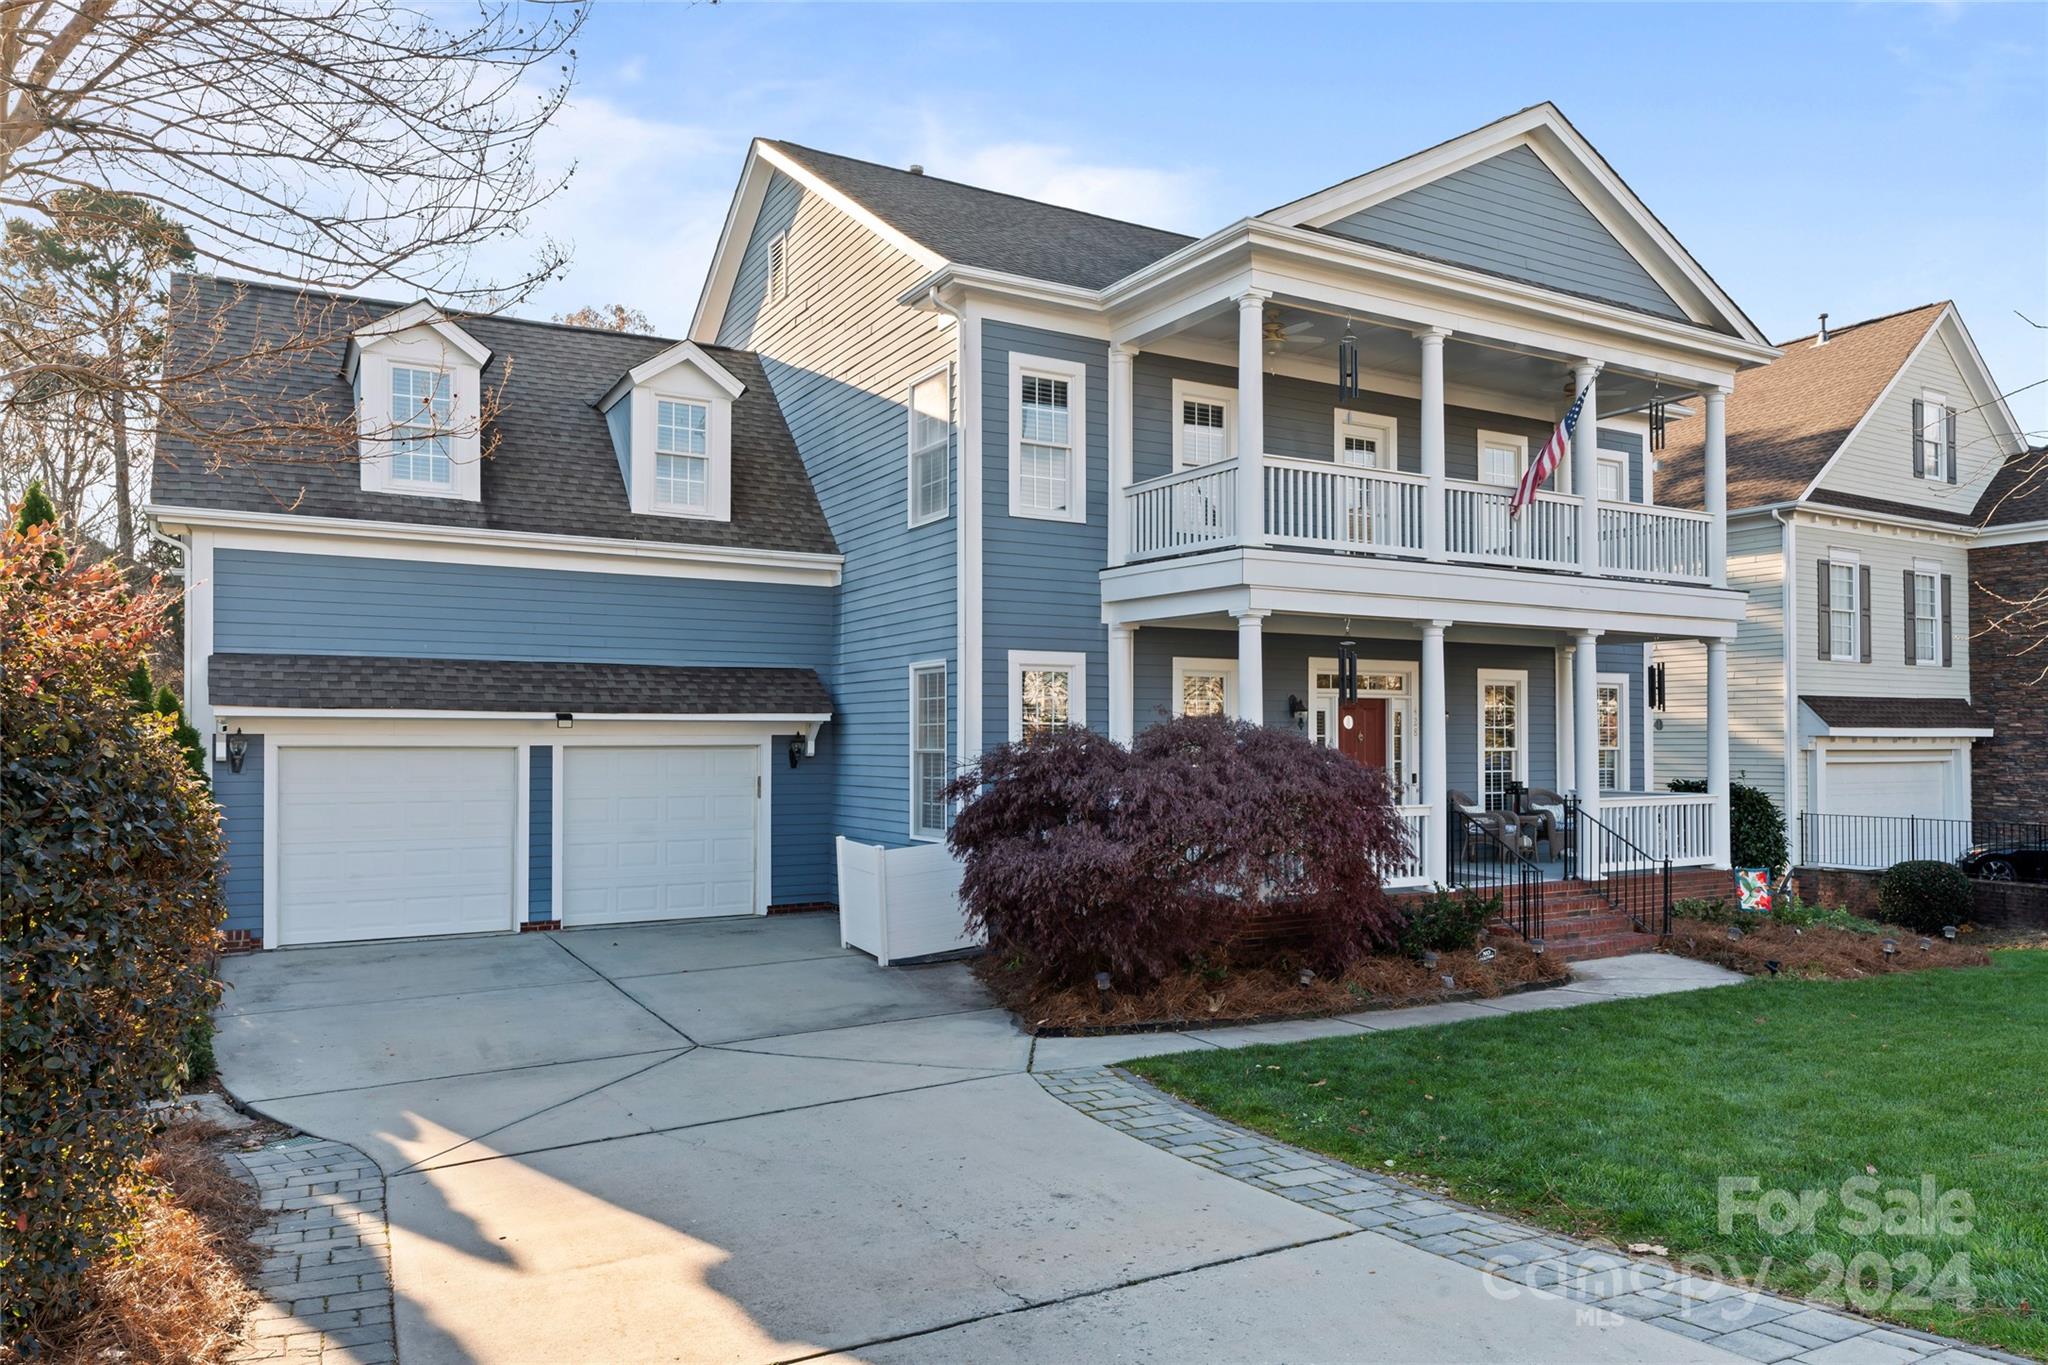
[1398,866,1738,963]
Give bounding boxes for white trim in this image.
[185,531,217,766]
[1780,511,1801,863]
[907,660,949,843]
[1170,378,1238,469]
[1474,428,1529,488]
[354,340,484,504]
[1006,649,1087,743]
[906,361,954,529]
[1972,519,2048,549]
[1475,667,1530,804]
[145,504,843,587]
[1911,564,1942,665]
[955,304,983,769]
[514,742,532,931]
[597,338,747,413]
[344,301,491,376]
[214,706,832,724]
[1170,656,1239,718]
[1916,389,1950,484]
[1595,671,1630,792]
[1333,409,1400,469]
[1007,351,1089,523]
[550,741,565,922]
[1597,454,1627,505]
[1306,656,1418,799]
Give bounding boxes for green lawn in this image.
[1128,953,2048,1358]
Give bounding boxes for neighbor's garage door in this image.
[1826,755,1952,819]
[561,746,758,926]
[277,747,518,946]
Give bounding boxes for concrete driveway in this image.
[218,915,1743,1364]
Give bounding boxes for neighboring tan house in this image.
[153,102,1772,951]
[1969,445,2048,824]
[1652,303,2033,868]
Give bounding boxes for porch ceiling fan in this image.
[1262,311,1325,353]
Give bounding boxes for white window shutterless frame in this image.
[1595,674,1628,791]
[390,365,454,486]
[1172,380,1236,469]
[1008,650,1086,742]
[1172,658,1238,718]
[1597,457,1625,503]
[1010,354,1087,522]
[909,663,948,839]
[1334,411,1398,470]
[1476,431,1527,488]
[1477,670,1527,810]
[655,398,711,511]
[908,368,951,527]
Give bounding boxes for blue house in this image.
[152,103,1770,950]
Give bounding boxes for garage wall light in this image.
[555,712,573,729]
[212,727,249,774]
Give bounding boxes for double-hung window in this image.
[1828,559,1858,661]
[1913,568,1941,664]
[910,664,948,839]
[1009,651,1086,743]
[655,399,710,511]
[1919,393,1948,482]
[390,366,453,486]
[908,369,951,526]
[1010,354,1086,521]
[1476,431,1526,489]
[1595,677,1627,791]
[1172,658,1237,719]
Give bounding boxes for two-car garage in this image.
[271,741,765,948]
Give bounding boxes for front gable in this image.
[1265,103,1764,342]
[1321,145,1686,323]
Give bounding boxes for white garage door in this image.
[277,747,518,946]
[561,746,758,926]
[1826,756,1953,819]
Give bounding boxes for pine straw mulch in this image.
[1663,917,1994,979]
[979,936,1570,1034]
[18,1118,268,1365]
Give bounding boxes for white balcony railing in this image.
[1444,480,1579,569]
[1126,461,1236,561]
[1600,501,1712,584]
[1265,457,1426,554]
[1599,793,1715,869]
[1386,804,1432,886]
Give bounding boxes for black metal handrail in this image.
[1569,797,1673,937]
[1446,805,1547,944]
[1799,812,2048,873]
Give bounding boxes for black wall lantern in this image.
[787,736,805,769]
[1335,324,1360,403]
[213,727,249,774]
[1286,693,1308,730]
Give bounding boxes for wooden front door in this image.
[1338,697,1388,770]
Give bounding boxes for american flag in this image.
[1512,383,1590,518]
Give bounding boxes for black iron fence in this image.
[1799,813,2048,874]
[1569,797,1672,936]
[1447,806,1547,943]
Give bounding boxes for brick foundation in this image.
[1796,866,2048,930]
[1969,879,2048,930]
[1794,867,1887,918]
[1968,541,2048,823]
[219,928,263,953]
[518,919,562,932]
[768,901,837,915]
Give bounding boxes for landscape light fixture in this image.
[1942,925,1958,941]
[1881,938,1898,957]
[1421,950,1439,969]
[1298,967,1315,987]
[1727,925,1743,942]
[1476,947,1496,963]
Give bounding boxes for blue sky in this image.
[498,2,2048,434]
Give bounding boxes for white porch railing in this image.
[1265,457,1426,555]
[1599,501,1713,584]
[1443,480,1579,569]
[1127,461,1236,561]
[1599,793,1715,869]
[1386,804,1432,887]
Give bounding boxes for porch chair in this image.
[1524,786,1570,864]
[1448,790,1519,863]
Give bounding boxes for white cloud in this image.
[913,127,1210,232]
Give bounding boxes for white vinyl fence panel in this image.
[836,837,979,966]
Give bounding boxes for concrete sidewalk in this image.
[219,917,1759,1364]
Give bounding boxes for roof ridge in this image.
[763,139,1195,241]
[1773,300,1948,349]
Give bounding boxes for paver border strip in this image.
[1036,1066,2025,1365]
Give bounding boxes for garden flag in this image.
[1736,867,1772,915]
[1512,382,1590,518]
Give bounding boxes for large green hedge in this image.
[1669,778,1789,873]
[1,507,225,1335]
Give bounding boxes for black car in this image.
[1955,842,2048,883]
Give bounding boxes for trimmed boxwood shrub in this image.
[2,510,226,1336]
[1669,778,1788,873]
[1875,860,1973,934]
[1398,887,1500,955]
[946,715,1409,989]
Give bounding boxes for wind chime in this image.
[1336,317,1360,403]
[1335,639,1359,704]
[1648,376,1668,452]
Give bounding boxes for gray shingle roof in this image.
[211,654,833,716]
[765,141,1194,290]
[1800,695,1988,731]
[151,276,837,556]
[1979,446,2048,529]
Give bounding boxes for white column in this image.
[1704,384,1730,590]
[1235,290,1270,548]
[1417,327,1449,562]
[1107,343,1135,568]
[1233,608,1268,723]
[1708,638,1731,869]
[1420,620,1449,887]
[1573,360,1602,577]
[1108,623,1136,745]
[1557,641,1576,793]
[1573,627,1602,880]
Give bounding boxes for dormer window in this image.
[391,366,454,486]
[345,300,490,503]
[596,339,745,523]
[655,399,711,511]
